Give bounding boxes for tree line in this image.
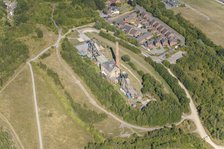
[86,126,211,149]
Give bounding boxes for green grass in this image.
[0,129,15,149]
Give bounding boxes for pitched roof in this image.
[137,32,152,43]
[122,24,132,33]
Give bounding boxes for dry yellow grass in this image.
[174,0,224,47]
[33,65,93,149]
[0,66,38,149]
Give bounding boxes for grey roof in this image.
[122,24,132,33]
[137,32,152,42]
[97,55,108,64]
[101,60,116,72]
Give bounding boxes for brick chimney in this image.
[115,41,120,68]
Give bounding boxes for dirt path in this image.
[166,68,224,149]
[184,3,210,20]
[27,63,43,149]
[0,113,24,149]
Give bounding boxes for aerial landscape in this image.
[0,0,224,149]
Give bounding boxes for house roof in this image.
[149,19,156,25]
[165,31,171,36]
[157,26,164,31]
[129,29,140,36]
[122,24,132,33]
[153,22,159,27]
[137,32,152,43]
[161,28,168,34]
[125,13,137,21]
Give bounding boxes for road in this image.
[166,68,224,149]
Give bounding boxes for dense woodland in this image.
[86,127,211,149]
[0,37,29,87]
[135,0,224,141]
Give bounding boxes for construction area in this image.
[76,39,150,110]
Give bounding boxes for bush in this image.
[35,28,43,38]
[121,55,130,62]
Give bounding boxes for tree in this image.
[35,28,43,38]
[121,55,130,62]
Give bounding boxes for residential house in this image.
[121,24,133,34]
[129,29,141,37]
[160,38,169,46]
[153,38,162,48]
[161,28,168,34]
[168,38,178,46]
[137,32,153,44]
[124,13,137,24]
[157,26,164,32]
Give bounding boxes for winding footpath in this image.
[0,15,223,148]
[166,68,224,149]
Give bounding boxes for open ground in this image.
[174,0,224,47]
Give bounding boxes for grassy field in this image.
[174,0,224,47]
[33,64,94,149]
[0,66,38,149]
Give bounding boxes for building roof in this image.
[157,26,164,31]
[137,32,152,43]
[129,29,140,36]
[96,55,108,64]
[122,24,132,34]
[161,28,168,34]
[101,60,116,73]
[149,19,156,25]
[125,13,137,22]
[153,22,159,27]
